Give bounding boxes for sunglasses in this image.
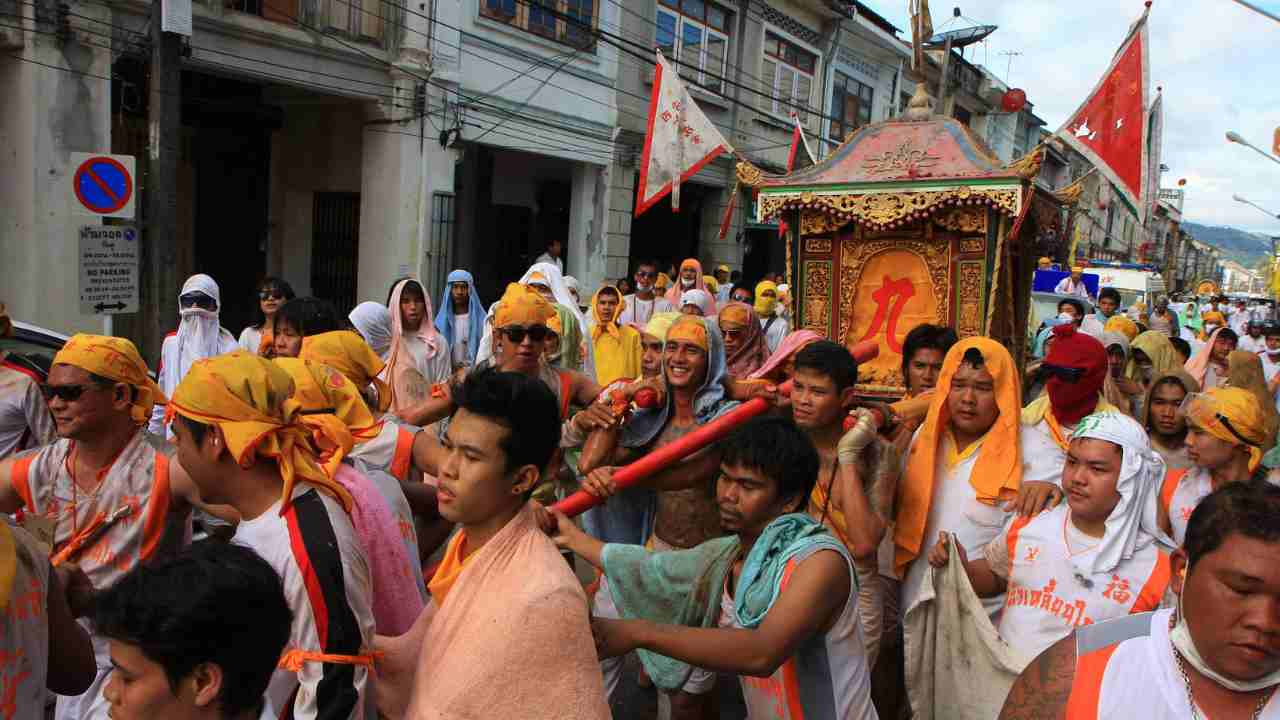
[41,383,107,402]
[1038,363,1086,384]
[259,290,285,301]
[179,293,217,311]
[501,325,550,343]
[635,270,656,278]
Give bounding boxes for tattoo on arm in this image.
[998,635,1075,720]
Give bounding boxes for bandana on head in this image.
[1125,330,1179,382]
[667,315,709,352]
[275,357,380,479]
[299,331,393,414]
[1185,387,1267,472]
[1227,350,1280,454]
[1041,324,1108,425]
[1104,315,1139,342]
[703,276,719,294]
[167,352,353,514]
[1067,412,1173,577]
[348,302,393,360]
[53,334,166,424]
[1038,257,1052,269]
[679,289,715,316]
[433,269,487,365]
[754,280,778,317]
[717,302,769,379]
[641,312,679,344]
[1071,265,1084,273]
[655,272,671,292]
[897,338,1023,576]
[495,283,556,328]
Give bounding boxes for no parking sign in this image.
[70,153,136,220]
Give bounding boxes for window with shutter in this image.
[760,57,777,111]
[655,0,732,93]
[763,30,817,121]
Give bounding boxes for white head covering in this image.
[679,289,715,316]
[176,274,230,381]
[349,301,393,360]
[1068,411,1174,579]
[475,263,596,378]
[563,275,582,305]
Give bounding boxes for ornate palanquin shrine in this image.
[739,115,1069,397]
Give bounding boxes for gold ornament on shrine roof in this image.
[758,186,1020,232]
[862,141,942,176]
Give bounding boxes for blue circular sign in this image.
[73,157,133,214]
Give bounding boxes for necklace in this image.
[1172,639,1276,719]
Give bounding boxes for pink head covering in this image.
[1184,326,1227,386]
[665,258,716,314]
[719,302,769,379]
[386,277,444,380]
[749,330,824,381]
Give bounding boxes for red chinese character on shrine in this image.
[1103,575,1132,604]
[858,275,916,354]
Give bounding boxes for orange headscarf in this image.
[299,330,393,414]
[167,352,353,514]
[495,283,556,328]
[53,334,166,424]
[275,357,382,479]
[895,337,1023,576]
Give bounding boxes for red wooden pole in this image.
[552,340,879,517]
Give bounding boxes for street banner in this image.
[635,50,733,216]
[1057,6,1150,222]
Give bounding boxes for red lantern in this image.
[1001,88,1027,113]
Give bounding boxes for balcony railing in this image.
[224,0,387,45]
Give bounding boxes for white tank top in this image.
[719,546,878,720]
[1067,609,1280,718]
[998,505,1169,659]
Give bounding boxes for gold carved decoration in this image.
[956,260,984,337]
[759,186,1020,233]
[1052,170,1095,207]
[801,210,846,236]
[802,260,832,334]
[861,141,941,176]
[838,236,952,367]
[804,238,832,254]
[735,161,765,188]
[959,237,985,254]
[934,207,987,234]
[1003,146,1045,180]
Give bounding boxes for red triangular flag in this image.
[1057,6,1150,221]
[786,122,802,173]
[635,50,733,217]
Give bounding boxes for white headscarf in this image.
[1068,411,1174,579]
[176,274,231,381]
[474,263,596,379]
[563,275,583,308]
[679,289,715,316]
[349,301,393,360]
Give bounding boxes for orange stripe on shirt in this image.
[390,428,415,482]
[9,455,34,510]
[1006,515,1033,569]
[1132,551,1171,613]
[1064,643,1120,720]
[1159,468,1187,525]
[776,558,807,720]
[139,453,171,562]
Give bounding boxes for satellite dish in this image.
[925,24,997,48]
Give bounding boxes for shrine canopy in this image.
[743,116,1044,232]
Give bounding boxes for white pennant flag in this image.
[635,50,733,216]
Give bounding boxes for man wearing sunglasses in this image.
[1158,387,1271,545]
[618,259,674,328]
[148,274,237,438]
[1021,324,1117,501]
[0,334,230,720]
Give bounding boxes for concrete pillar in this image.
[604,158,635,281]
[701,185,745,273]
[567,161,609,293]
[357,95,422,304]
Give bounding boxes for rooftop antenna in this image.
[1000,51,1022,84]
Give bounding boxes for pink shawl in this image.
[665,259,717,314]
[404,503,610,719]
[749,329,824,381]
[1184,326,1225,386]
[385,278,444,412]
[720,302,770,379]
[334,465,425,635]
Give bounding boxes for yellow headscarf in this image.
[590,286,626,341]
[275,357,381,479]
[655,272,671,292]
[754,280,778,317]
[167,352,353,514]
[1201,311,1227,340]
[1037,257,1052,270]
[1126,330,1180,382]
[667,315,709,352]
[641,312,679,343]
[1104,315,1139,342]
[1071,265,1084,274]
[703,275,719,294]
[1185,386,1268,472]
[299,331,392,414]
[1226,351,1280,455]
[897,337,1022,576]
[53,334,166,424]
[495,283,555,328]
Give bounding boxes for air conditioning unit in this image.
[0,0,21,49]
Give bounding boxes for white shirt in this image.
[150,329,239,436]
[1261,353,1280,413]
[1054,277,1092,300]
[236,485,376,720]
[451,312,471,368]
[0,358,55,460]
[1238,334,1267,354]
[534,253,563,274]
[1020,416,1076,487]
[761,314,789,355]
[238,326,266,355]
[618,293,673,327]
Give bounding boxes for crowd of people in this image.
[0,259,1277,720]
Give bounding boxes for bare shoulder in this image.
[998,634,1075,720]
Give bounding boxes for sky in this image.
[858,0,1280,236]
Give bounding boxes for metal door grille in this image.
[312,192,361,313]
